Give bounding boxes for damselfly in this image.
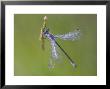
[39,16,80,69]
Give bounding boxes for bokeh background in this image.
[14,14,97,76]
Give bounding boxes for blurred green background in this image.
[14,14,97,76]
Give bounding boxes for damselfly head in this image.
[43,28,49,35]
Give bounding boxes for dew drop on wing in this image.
[48,58,55,70]
[50,38,59,60]
[55,29,81,41]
